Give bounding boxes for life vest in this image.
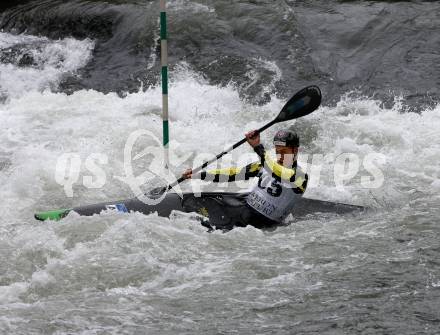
[246,165,307,222]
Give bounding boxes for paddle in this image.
[162,85,321,193]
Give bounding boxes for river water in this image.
[0,1,439,334]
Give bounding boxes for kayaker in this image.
[181,129,309,229]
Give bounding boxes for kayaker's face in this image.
[275,146,298,167]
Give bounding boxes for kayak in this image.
[35,192,365,229]
[35,86,327,230]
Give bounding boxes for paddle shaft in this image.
[166,119,276,190]
[164,85,322,192]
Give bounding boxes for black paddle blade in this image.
[276,85,321,122]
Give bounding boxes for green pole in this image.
[160,0,169,170]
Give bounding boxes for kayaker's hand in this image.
[182,168,193,180]
[245,130,260,148]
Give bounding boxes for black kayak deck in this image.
[35,192,365,228]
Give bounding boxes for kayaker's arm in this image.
[183,162,262,182]
[253,144,308,194]
[245,129,299,183]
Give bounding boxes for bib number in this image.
[258,176,282,197]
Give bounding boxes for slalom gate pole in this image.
[160,0,169,170]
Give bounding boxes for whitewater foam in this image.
[0,32,94,99]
